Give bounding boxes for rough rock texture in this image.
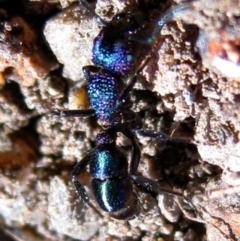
[0,8,59,87]
[0,0,239,241]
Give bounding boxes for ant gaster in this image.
[52,0,196,219]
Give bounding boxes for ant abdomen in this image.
[90,144,139,219]
[92,178,139,220]
[90,144,128,179]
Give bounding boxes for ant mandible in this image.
[52,0,197,220]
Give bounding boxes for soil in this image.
[0,0,239,241]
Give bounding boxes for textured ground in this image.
[0,0,240,241]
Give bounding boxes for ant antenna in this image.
[117,56,151,107]
[129,1,194,45]
[78,0,108,26]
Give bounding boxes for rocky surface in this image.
[0,0,239,241]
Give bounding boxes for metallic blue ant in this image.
[52,0,197,219]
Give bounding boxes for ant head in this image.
[92,9,145,76]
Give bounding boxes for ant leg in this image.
[174,198,205,223]
[129,2,193,45]
[117,74,138,107]
[52,109,95,118]
[132,175,187,199]
[117,57,150,107]
[136,127,194,143]
[131,175,205,223]
[136,129,169,140]
[123,129,169,176]
[126,128,201,220]
[123,129,141,176]
[72,153,103,217]
[78,0,108,26]
[71,154,92,203]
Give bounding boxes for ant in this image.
[52,0,198,220]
